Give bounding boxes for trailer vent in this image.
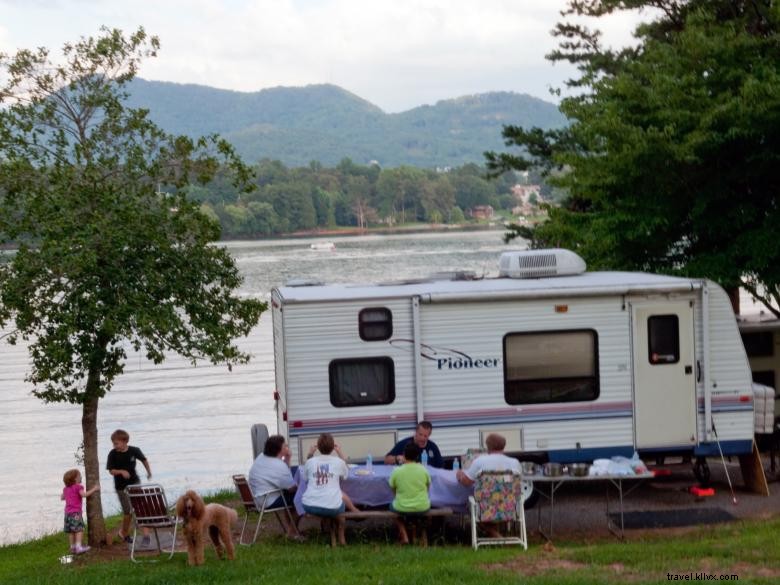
[285,278,324,287]
[429,270,479,282]
[499,249,586,279]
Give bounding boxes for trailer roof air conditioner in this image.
[499,248,586,279]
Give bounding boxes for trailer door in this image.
[632,301,697,448]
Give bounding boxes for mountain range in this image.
[126,79,566,168]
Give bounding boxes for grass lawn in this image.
[2,503,778,585]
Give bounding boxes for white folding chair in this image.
[467,471,527,550]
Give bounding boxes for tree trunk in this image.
[82,394,107,546]
[725,286,740,315]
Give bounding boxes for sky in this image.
[0,0,649,113]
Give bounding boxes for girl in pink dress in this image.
[61,469,99,554]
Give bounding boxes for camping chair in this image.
[125,483,179,562]
[232,474,296,545]
[467,471,527,551]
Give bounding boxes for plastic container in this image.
[366,453,373,472]
[452,457,460,471]
[421,450,429,466]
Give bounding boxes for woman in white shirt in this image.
[302,433,349,545]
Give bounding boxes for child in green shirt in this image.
[388,442,431,544]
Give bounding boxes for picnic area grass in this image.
[2,496,778,585]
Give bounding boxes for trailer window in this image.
[741,331,774,357]
[329,357,395,407]
[503,330,599,404]
[359,308,393,341]
[648,315,680,364]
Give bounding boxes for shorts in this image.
[302,503,345,517]
[116,488,134,515]
[389,503,430,516]
[116,479,142,514]
[64,513,85,533]
[267,491,294,510]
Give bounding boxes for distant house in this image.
[469,205,494,220]
[512,184,541,201]
[511,207,529,222]
[511,184,544,216]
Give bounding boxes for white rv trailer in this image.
[271,249,756,473]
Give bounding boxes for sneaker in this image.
[286,534,306,543]
[74,545,91,554]
[140,536,152,547]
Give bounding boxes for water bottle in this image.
[452,457,460,471]
[630,450,646,474]
[421,449,429,466]
[366,453,373,473]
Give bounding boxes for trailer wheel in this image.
[693,457,711,486]
[521,480,539,509]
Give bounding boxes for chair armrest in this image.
[252,488,285,507]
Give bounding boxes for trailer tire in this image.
[693,457,710,486]
[521,480,539,509]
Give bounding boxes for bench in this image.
[342,507,455,546]
[344,507,454,520]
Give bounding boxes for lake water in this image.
[0,230,512,545]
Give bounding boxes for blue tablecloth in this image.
[294,464,472,515]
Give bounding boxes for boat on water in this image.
[310,242,336,251]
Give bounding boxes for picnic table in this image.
[293,464,472,516]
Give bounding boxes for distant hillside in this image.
[126,79,565,167]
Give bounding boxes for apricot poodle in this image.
[175,489,238,566]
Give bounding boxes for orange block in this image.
[689,486,715,497]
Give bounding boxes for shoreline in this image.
[0,224,511,251]
[220,223,509,242]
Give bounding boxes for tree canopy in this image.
[487,0,780,315]
[0,28,266,543]
[191,158,522,237]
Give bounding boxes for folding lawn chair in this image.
[468,470,527,551]
[125,483,179,562]
[232,474,296,545]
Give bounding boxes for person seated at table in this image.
[455,433,521,538]
[247,434,303,540]
[388,442,431,545]
[305,438,359,514]
[384,420,443,468]
[302,433,352,545]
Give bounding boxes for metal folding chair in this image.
[232,474,296,545]
[468,470,527,550]
[125,483,179,562]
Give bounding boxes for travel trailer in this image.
[271,249,760,481]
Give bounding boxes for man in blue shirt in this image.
[384,421,443,468]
